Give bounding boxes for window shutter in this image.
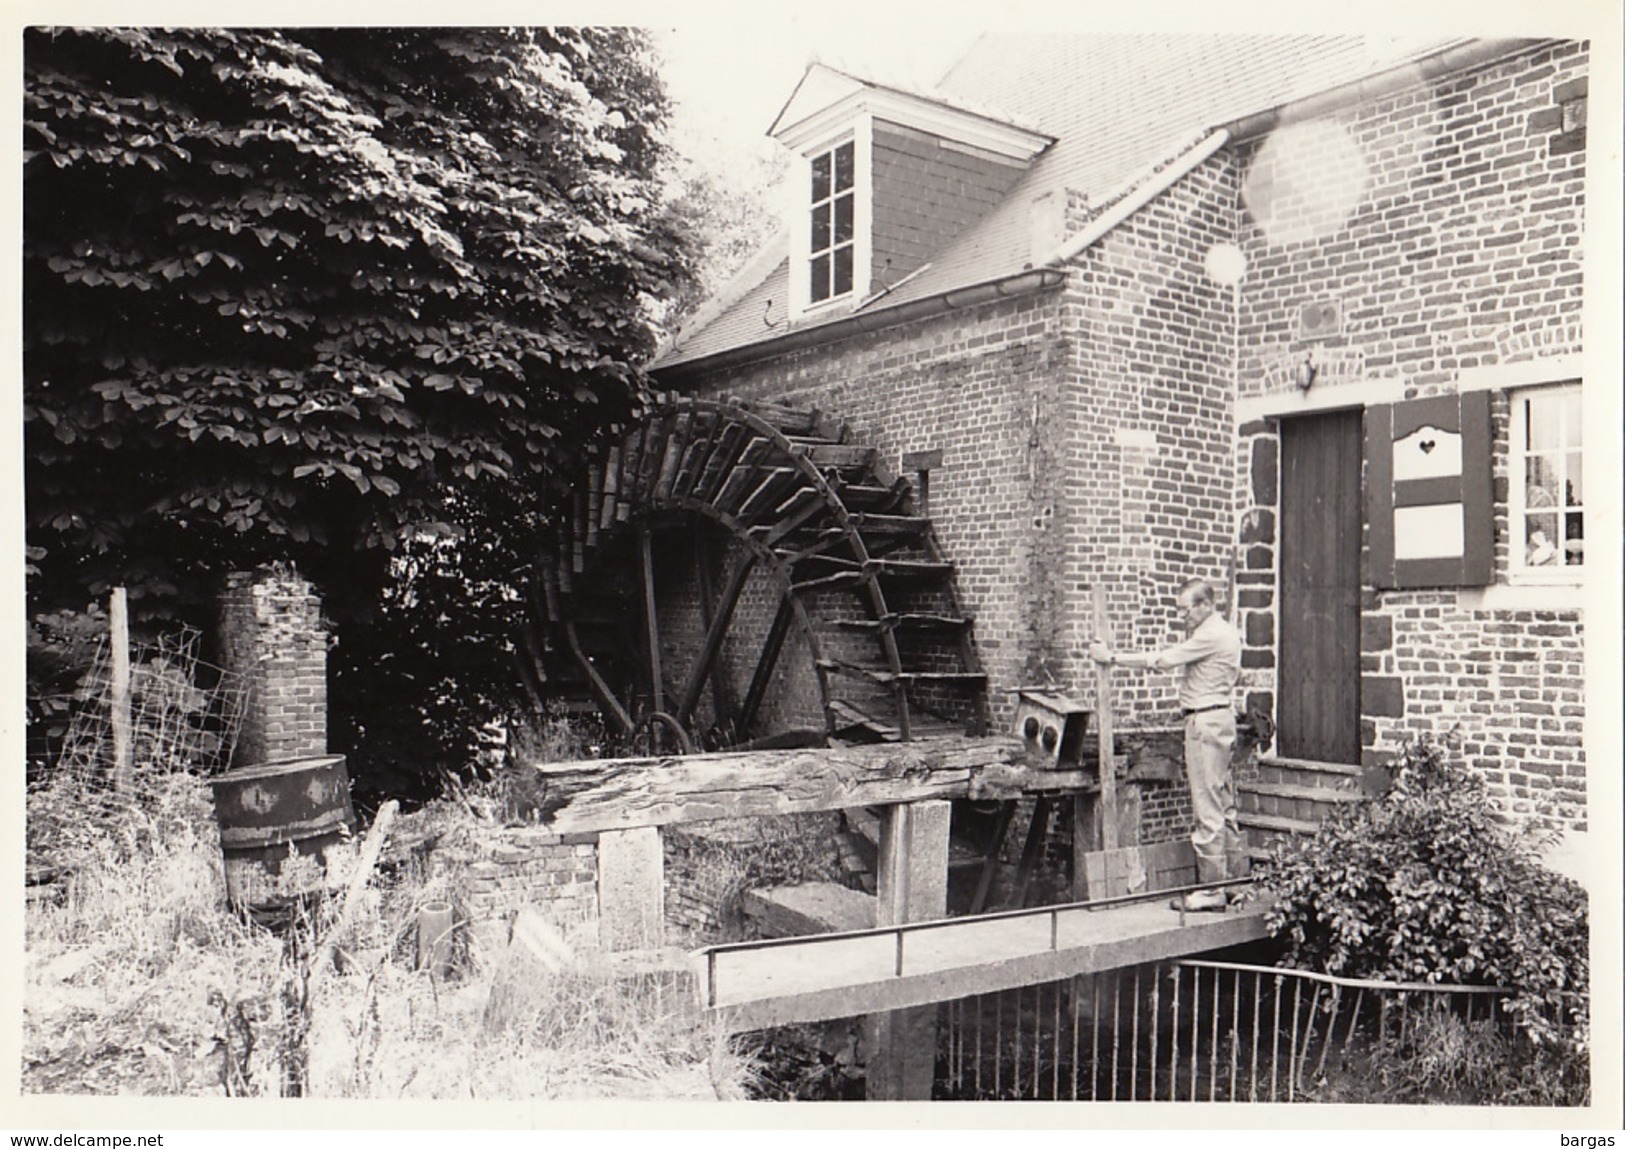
[1364,390,1492,588]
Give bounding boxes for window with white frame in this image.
[807,139,856,305]
[1510,383,1583,576]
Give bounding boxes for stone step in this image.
[1238,782,1365,825]
[1254,755,1367,791]
[742,881,876,938]
[1237,811,1322,836]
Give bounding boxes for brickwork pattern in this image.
[1362,592,1585,828]
[217,566,327,769]
[427,828,599,956]
[1059,155,1243,723]
[1227,42,1589,826]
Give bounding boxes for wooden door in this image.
[1277,410,1362,763]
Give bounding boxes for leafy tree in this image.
[24,27,696,791]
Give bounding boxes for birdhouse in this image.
[1012,689,1091,770]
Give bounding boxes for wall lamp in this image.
[1294,349,1320,391]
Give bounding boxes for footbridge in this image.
[697,880,1267,1034]
[522,733,1274,1098]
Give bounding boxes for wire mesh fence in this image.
[27,622,249,880]
[42,624,248,786]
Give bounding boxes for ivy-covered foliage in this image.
[1259,736,1588,1046]
[24,28,696,791]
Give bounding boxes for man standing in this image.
[1088,577,1243,912]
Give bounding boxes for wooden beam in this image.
[519,736,1036,835]
[676,549,757,725]
[563,621,633,737]
[690,530,739,734]
[738,593,794,736]
[108,586,132,792]
[639,520,664,716]
[1092,584,1118,850]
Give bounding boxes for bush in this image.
[1259,735,1588,1048]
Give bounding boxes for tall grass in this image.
[24,770,753,1100]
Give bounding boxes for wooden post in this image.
[901,448,943,518]
[676,550,757,724]
[109,587,133,793]
[865,800,950,1100]
[639,521,664,716]
[1092,584,1118,851]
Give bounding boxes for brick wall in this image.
[658,41,1589,840]
[425,828,599,959]
[217,565,327,768]
[1060,152,1243,720]
[677,290,1073,731]
[1228,41,1589,826]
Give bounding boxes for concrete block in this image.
[597,826,664,952]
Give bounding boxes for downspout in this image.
[1040,129,1232,268]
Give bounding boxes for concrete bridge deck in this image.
[696,885,1271,1032]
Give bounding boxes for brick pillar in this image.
[218,565,327,768]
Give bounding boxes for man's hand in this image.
[1088,642,1113,664]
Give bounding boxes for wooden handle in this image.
[1092,584,1118,851]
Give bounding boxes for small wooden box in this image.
[1012,690,1091,769]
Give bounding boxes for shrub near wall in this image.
[1261,736,1587,1049]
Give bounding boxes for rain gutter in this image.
[652,265,1067,381]
[1221,38,1546,143]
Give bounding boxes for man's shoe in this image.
[1169,888,1228,912]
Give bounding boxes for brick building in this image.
[647,35,1594,839]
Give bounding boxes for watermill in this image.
[538,393,990,755]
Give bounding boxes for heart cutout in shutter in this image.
[1419,439,1436,454]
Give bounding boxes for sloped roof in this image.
[655,33,1464,374]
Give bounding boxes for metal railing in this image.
[937,959,1581,1102]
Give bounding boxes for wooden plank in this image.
[738,594,794,736]
[598,445,621,529]
[675,551,757,724]
[639,521,663,716]
[109,587,132,791]
[1092,584,1118,851]
[1079,840,1197,901]
[900,448,944,472]
[518,736,1036,834]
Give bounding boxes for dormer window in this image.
[809,140,857,304]
[770,63,1052,322]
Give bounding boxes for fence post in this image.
[109,587,133,792]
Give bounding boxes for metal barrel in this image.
[209,754,356,908]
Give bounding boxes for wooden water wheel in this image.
[537,393,989,754]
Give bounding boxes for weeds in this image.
[24,764,755,1100]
